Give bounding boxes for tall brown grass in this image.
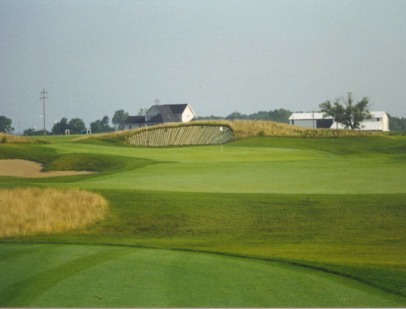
[78,119,376,145]
[0,188,108,238]
[0,132,47,144]
[223,120,376,139]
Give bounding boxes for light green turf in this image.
[44,140,406,194]
[1,135,406,307]
[1,244,405,308]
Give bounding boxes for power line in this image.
[40,89,48,135]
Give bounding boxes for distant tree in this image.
[249,111,270,120]
[319,93,371,130]
[388,115,406,131]
[268,109,292,123]
[52,118,69,135]
[195,115,224,120]
[223,109,292,123]
[226,112,248,120]
[23,128,46,136]
[112,109,129,130]
[90,116,113,133]
[68,118,86,134]
[247,109,292,123]
[90,120,103,133]
[0,115,14,133]
[137,108,148,116]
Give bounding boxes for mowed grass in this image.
[12,189,405,298]
[43,135,406,194]
[1,244,405,308]
[1,131,406,306]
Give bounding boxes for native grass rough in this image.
[0,132,46,144]
[1,125,405,307]
[76,119,377,146]
[0,188,108,238]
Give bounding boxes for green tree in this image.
[0,115,14,133]
[52,118,69,135]
[137,108,148,116]
[90,116,113,133]
[23,128,45,136]
[319,93,371,130]
[68,118,86,134]
[112,109,129,130]
[388,115,406,131]
[268,109,292,123]
[226,112,248,120]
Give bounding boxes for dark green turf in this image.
[1,135,406,306]
[1,244,405,308]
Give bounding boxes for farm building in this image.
[124,104,195,130]
[288,111,389,131]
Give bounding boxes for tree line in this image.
[196,108,292,123]
[1,100,406,135]
[15,110,129,136]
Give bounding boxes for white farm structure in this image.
[289,111,389,131]
[124,104,195,130]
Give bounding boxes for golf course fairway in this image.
[1,127,406,307]
[1,243,405,308]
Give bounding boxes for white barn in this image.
[124,104,195,130]
[289,111,389,131]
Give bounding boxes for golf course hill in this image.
[0,120,406,307]
[0,132,48,144]
[79,119,377,147]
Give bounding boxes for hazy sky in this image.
[1,0,405,132]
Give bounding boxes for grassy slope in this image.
[76,119,378,143]
[11,190,405,298]
[1,131,406,304]
[1,244,404,308]
[47,135,406,194]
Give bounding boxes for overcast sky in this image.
[1,0,405,132]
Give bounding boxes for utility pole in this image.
[40,89,48,135]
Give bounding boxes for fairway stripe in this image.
[0,245,45,262]
[0,247,131,307]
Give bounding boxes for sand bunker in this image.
[0,159,94,178]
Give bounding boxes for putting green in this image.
[0,244,405,308]
[53,142,406,194]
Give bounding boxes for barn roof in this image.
[125,116,145,124]
[125,104,195,126]
[289,111,387,120]
[150,104,190,115]
[288,112,329,120]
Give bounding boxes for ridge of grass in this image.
[75,119,381,147]
[0,132,48,144]
[0,143,156,175]
[231,135,406,157]
[1,133,406,304]
[3,189,405,297]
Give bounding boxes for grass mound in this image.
[76,120,378,147]
[0,188,108,238]
[1,134,405,306]
[1,244,404,308]
[226,119,377,138]
[0,133,47,144]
